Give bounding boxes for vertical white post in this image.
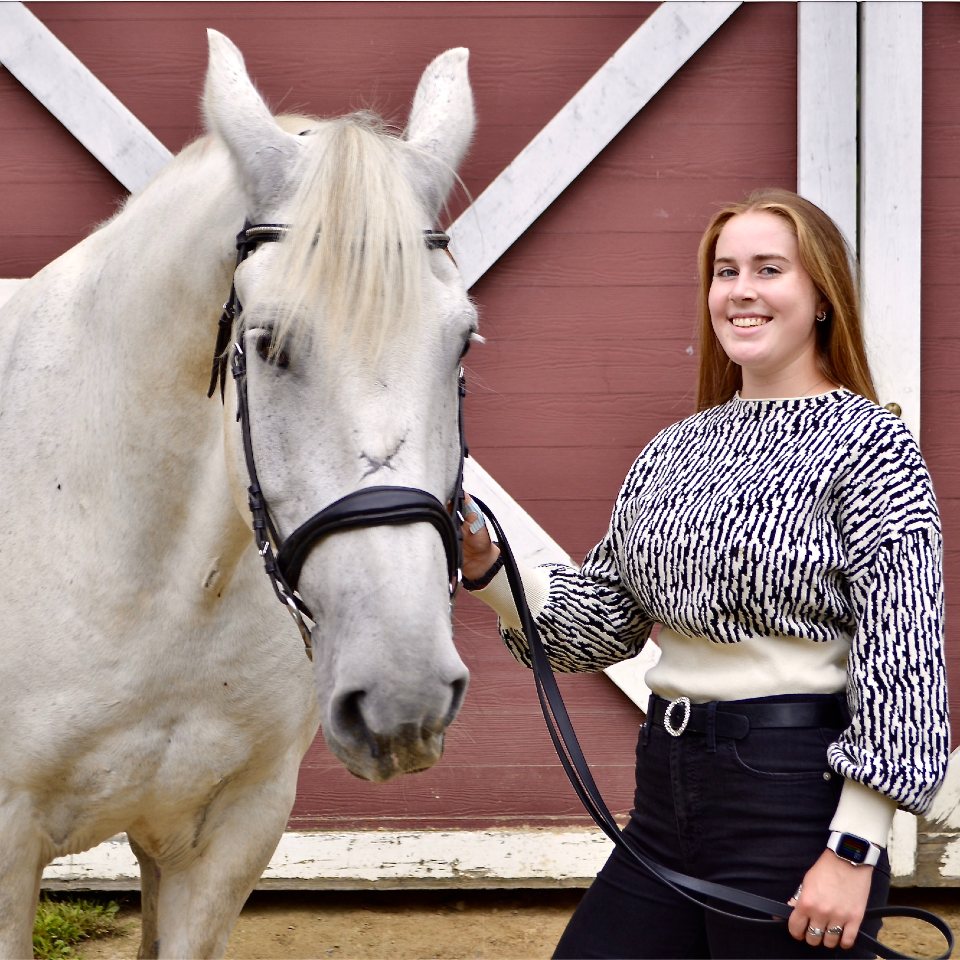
[859,2,923,438]
[797,2,858,254]
[859,0,924,881]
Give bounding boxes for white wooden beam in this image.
[859,2,923,437]
[449,1,742,289]
[797,2,858,254]
[0,1,171,192]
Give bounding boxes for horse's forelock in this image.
[249,113,429,365]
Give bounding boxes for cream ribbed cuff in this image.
[830,778,898,848]
[469,561,553,629]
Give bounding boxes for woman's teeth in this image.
[731,316,771,328]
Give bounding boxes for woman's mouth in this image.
[730,315,772,328]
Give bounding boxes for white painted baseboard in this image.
[42,828,614,891]
[41,804,944,891]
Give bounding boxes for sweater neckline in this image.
[732,387,850,406]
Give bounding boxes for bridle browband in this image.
[208,222,466,659]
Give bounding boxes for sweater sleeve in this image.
[493,452,658,674]
[827,417,950,815]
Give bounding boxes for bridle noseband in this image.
[208,222,466,659]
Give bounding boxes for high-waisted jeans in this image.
[553,693,890,959]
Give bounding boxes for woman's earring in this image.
[816,310,828,323]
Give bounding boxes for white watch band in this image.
[827,831,882,867]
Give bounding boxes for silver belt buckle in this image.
[663,696,691,737]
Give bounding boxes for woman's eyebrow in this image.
[713,253,791,265]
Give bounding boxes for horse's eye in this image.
[254,331,289,369]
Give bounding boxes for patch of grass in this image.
[33,895,122,960]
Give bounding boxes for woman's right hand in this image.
[460,494,501,582]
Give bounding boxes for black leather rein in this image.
[469,495,954,960]
[208,222,465,660]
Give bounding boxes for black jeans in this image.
[553,694,890,959]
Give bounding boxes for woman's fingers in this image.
[463,498,487,535]
[822,921,847,950]
[459,493,500,581]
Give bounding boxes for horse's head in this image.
[203,31,476,781]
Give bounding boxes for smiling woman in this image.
[695,188,877,411]
[707,211,827,397]
[460,188,948,958]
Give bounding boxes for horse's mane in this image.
[248,112,430,364]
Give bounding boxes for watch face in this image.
[836,834,871,863]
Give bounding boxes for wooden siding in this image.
[921,2,960,833]
[2,1,957,846]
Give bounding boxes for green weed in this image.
[33,895,122,960]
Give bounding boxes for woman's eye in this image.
[254,330,289,368]
[758,265,782,277]
[715,267,737,279]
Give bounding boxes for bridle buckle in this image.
[663,696,692,737]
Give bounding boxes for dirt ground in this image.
[76,887,959,960]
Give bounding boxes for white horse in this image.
[0,31,475,958]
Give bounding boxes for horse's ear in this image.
[403,48,475,220]
[203,29,301,213]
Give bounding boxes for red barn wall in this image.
[1,2,955,834]
[922,3,960,744]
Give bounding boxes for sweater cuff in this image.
[829,778,898,848]
[469,561,553,630]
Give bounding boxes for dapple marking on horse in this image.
[0,31,475,959]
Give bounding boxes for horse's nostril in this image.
[446,674,469,723]
[334,689,368,739]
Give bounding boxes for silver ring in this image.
[806,925,824,939]
[663,696,691,737]
[827,925,844,936]
[792,884,803,900]
[467,507,486,535]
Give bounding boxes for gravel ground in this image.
[75,887,959,959]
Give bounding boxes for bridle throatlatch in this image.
[208,222,466,660]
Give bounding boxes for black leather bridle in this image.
[208,222,466,660]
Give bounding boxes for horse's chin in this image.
[329,731,446,783]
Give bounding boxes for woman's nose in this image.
[730,275,757,301]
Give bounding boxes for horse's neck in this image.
[22,146,255,594]
[91,155,241,382]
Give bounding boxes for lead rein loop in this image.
[467,495,953,960]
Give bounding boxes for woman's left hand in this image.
[787,849,874,951]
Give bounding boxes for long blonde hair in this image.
[695,188,877,411]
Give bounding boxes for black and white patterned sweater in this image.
[477,389,949,840]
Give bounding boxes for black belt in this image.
[648,693,847,740]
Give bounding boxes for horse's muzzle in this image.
[325,676,468,782]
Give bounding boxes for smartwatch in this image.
[827,831,882,867]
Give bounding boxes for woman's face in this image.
[708,210,825,394]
